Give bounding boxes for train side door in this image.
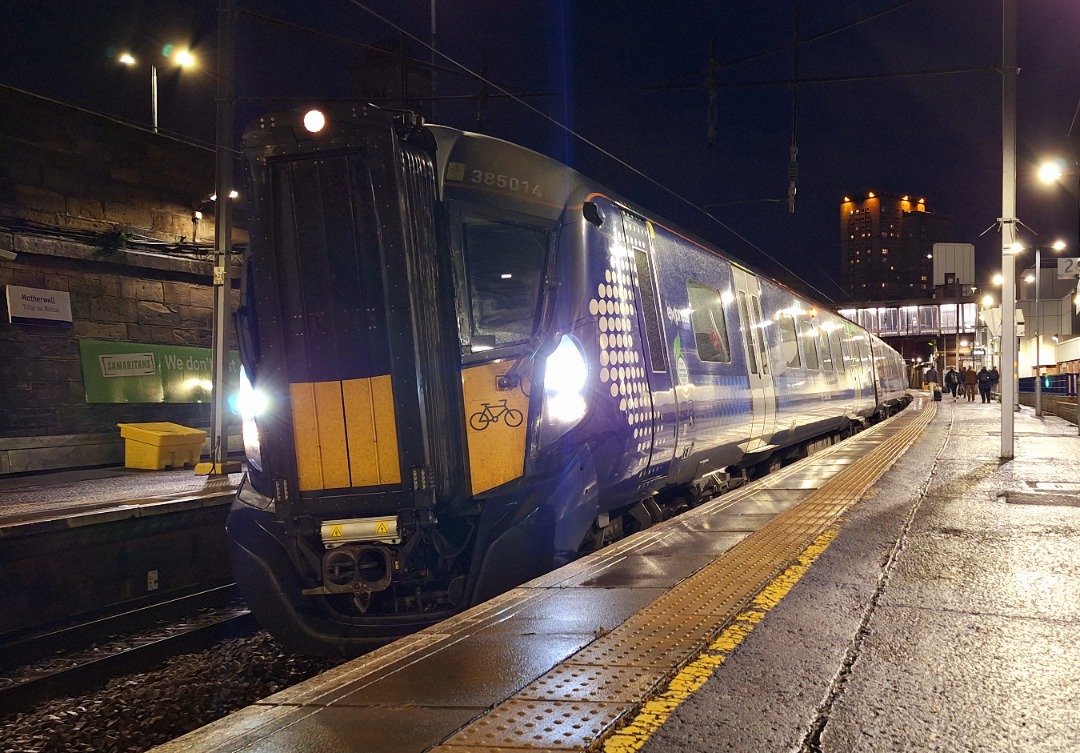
[732,268,776,451]
[621,212,677,480]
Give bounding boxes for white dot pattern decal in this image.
[589,215,654,457]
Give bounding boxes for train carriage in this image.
[229,104,909,655]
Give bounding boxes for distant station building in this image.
[838,240,1080,416]
[840,192,952,302]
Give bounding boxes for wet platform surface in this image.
[634,399,1080,753]
[150,394,1035,753]
[0,466,243,533]
[16,394,1076,752]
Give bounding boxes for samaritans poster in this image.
[79,339,240,404]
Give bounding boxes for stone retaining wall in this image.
[0,85,244,474]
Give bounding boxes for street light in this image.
[1039,158,1080,287]
[1037,160,1080,433]
[118,46,196,133]
[1019,240,1067,416]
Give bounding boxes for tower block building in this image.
[840,192,952,302]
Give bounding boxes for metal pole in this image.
[202,0,237,475]
[151,64,158,133]
[1035,245,1042,416]
[1000,0,1017,459]
[430,0,437,121]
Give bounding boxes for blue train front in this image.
[229,105,909,655]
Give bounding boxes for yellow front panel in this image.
[462,362,531,494]
[369,375,402,484]
[341,376,401,486]
[292,377,401,492]
[341,378,378,487]
[313,381,350,490]
[289,382,324,491]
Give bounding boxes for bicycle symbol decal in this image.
[469,399,525,431]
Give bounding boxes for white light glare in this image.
[304,109,327,133]
[237,368,268,419]
[1038,160,1064,184]
[237,368,265,471]
[544,335,588,423]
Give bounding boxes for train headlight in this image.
[237,367,266,472]
[540,334,589,445]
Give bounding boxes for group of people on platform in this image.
[925,365,999,403]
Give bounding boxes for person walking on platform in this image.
[989,366,1000,402]
[977,366,994,403]
[963,366,977,401]
[925,365,939,396]
[943,367,960,400]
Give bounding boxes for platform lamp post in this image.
[1039,159,1080,432]
[1023,240,1067,416]
[195,0,241,476]
[998,0,1018,458]
[118,47,195,133]
[979,293,996,370]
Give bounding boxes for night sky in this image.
[2,1,1079,305]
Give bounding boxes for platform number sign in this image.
[1058,257,1080,279]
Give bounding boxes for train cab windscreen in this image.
[460,216,549,350]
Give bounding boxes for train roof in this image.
[424,122,851,322]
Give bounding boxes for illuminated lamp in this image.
[303,109,327,133]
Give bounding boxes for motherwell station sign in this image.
[6,285,72,326]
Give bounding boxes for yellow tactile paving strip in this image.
[432,399,936,752]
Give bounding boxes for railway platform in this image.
[143,393,1080,753]
[0,465,243,647]
[0,465,242,530]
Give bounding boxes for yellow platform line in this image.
[602,400,936,752]
[602,527,838,753]
[432,399,936,753]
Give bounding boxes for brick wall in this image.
[0,85,245,473]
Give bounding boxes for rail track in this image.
[0,585,257,716]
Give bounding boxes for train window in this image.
[462,219,549,347]
[818,329,833,370]
[838,330,852,369]
[752,296,769,374]
[798,319,820,370]
[736,292,757,375]
[830,329,845,371]
[633,248,667,372]
[687,281,731,363]
[778,315,801,369]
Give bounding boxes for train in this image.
[227,104,911,656]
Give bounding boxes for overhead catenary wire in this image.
[346,0,833,303]
[650,0,924,88]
